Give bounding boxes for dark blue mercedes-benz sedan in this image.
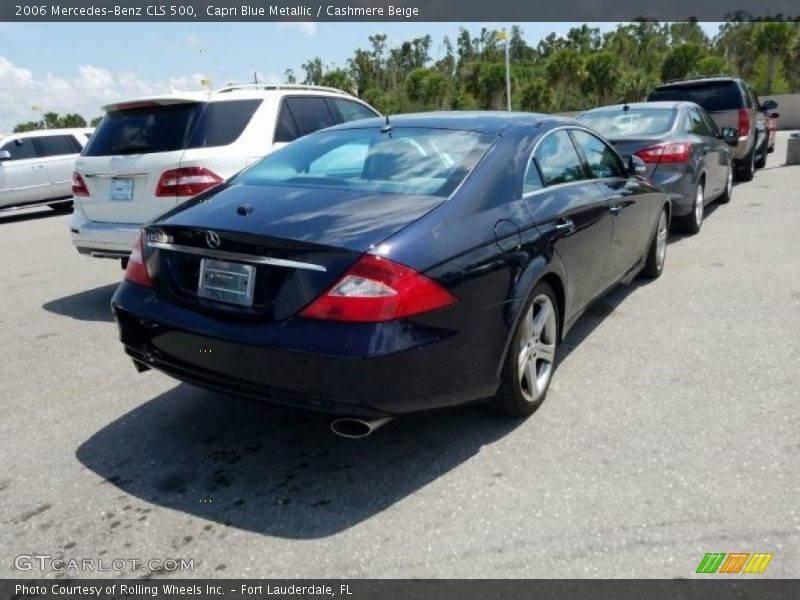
[112,112,670,436]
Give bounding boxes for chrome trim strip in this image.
[146,241,327,272]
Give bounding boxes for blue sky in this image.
[0,22,721,132]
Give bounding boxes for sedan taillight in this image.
[124,231,153,288]
[155,167,222,197]
[635,142,691,164]
[72,171,89,196]
[299,254,458,322]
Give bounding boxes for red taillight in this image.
[299,254,458,322]
[738,108,750,137]
[635,142,691,164]
[155,167,222,197]
[71,171,89,196]
[124,231,153,288]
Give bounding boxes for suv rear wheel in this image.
[737,144,756,182]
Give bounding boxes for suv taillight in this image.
[124,231,154,288]
[635,142,691,164]
[155,167,222,197]
[299,254,458,322]
[71,171,89,196]
[738,108,750,137]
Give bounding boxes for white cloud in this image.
[186,33,200,46]
[0,56,208,132]
[278,22,317,36]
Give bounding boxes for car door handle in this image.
[609,204,624,214]
[554,218,575,234]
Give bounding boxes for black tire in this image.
[48,201,73,212]
[641,206,669,279]
[717,162,733,205]
[492,282,560,417]
[755,144,767,169]
[676,180,704,234]
[736,145,756,182]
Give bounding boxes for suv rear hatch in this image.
[75,96,261,224]
[648,80,743,131]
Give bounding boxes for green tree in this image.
[660,43,706,81]
[518,79,555,113]
[584,52,621,105]
[752,22,797,94]
[90,116,103,127]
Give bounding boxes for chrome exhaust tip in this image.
[330,416,394,439]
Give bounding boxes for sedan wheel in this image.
[717,164,733,204]
[679,181,704,234]
[493,282,559,416]
[641,206,668,279]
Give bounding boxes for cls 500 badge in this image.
[147,5,197,16]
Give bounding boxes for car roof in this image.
[654,77,742,88]
[582,101,692,112]
[101,84,359,112]
[1,128,93,140]
[321,111,580,135]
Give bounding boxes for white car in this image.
[0,128,93,212]
[70,84,379,265]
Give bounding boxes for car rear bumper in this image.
[70,205,141,258]
[651,169,694,217]
[111,281,504,417]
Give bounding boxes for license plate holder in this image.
[197,259,256,307]
[109,178,133,201]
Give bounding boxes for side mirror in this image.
[769,112,780,119]
[0,150,10,161]
[761,100,778,111]
[627,155,647,176]
[719,127,739,147]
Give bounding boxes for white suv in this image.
[70,84,379,264]
[0,128,93,212]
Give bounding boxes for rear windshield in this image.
[648,82,742,112]
[83,99,261,156]
[234,127,496,198]
[579,108,677,137]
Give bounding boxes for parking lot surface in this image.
[1,133,798,578]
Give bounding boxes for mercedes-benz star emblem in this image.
[205,231,221,249]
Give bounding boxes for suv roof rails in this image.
[213,83,355,97]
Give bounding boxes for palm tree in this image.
[752,22,798,95]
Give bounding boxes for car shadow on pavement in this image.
[0,207,67,225]
[557,278,645,366]
[42,282,119,322]
[76,384,522,539]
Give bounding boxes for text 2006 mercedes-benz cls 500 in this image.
[112,112,670,435]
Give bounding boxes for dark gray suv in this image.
[647,77,777,182]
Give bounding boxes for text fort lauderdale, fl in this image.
[207,4,420,18]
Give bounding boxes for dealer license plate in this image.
[197,259,256,307]
[109,178,133,201]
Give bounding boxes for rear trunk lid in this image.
[144,182,445,320]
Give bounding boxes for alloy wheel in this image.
[517,295,558,403]
[694,183,704,228]
[656,210,668,271]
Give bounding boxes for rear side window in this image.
[648,81,743,112]
[273,97,336,143]
[332,99,378,122]
[187,100,261,148]
[35,135,81,157]
[534,130,588,186]
[0,138,37,160]
[570,130,626,179]
[685,108,712,137]
[83,99,260,156]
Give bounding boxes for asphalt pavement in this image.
[1,133,798,579]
